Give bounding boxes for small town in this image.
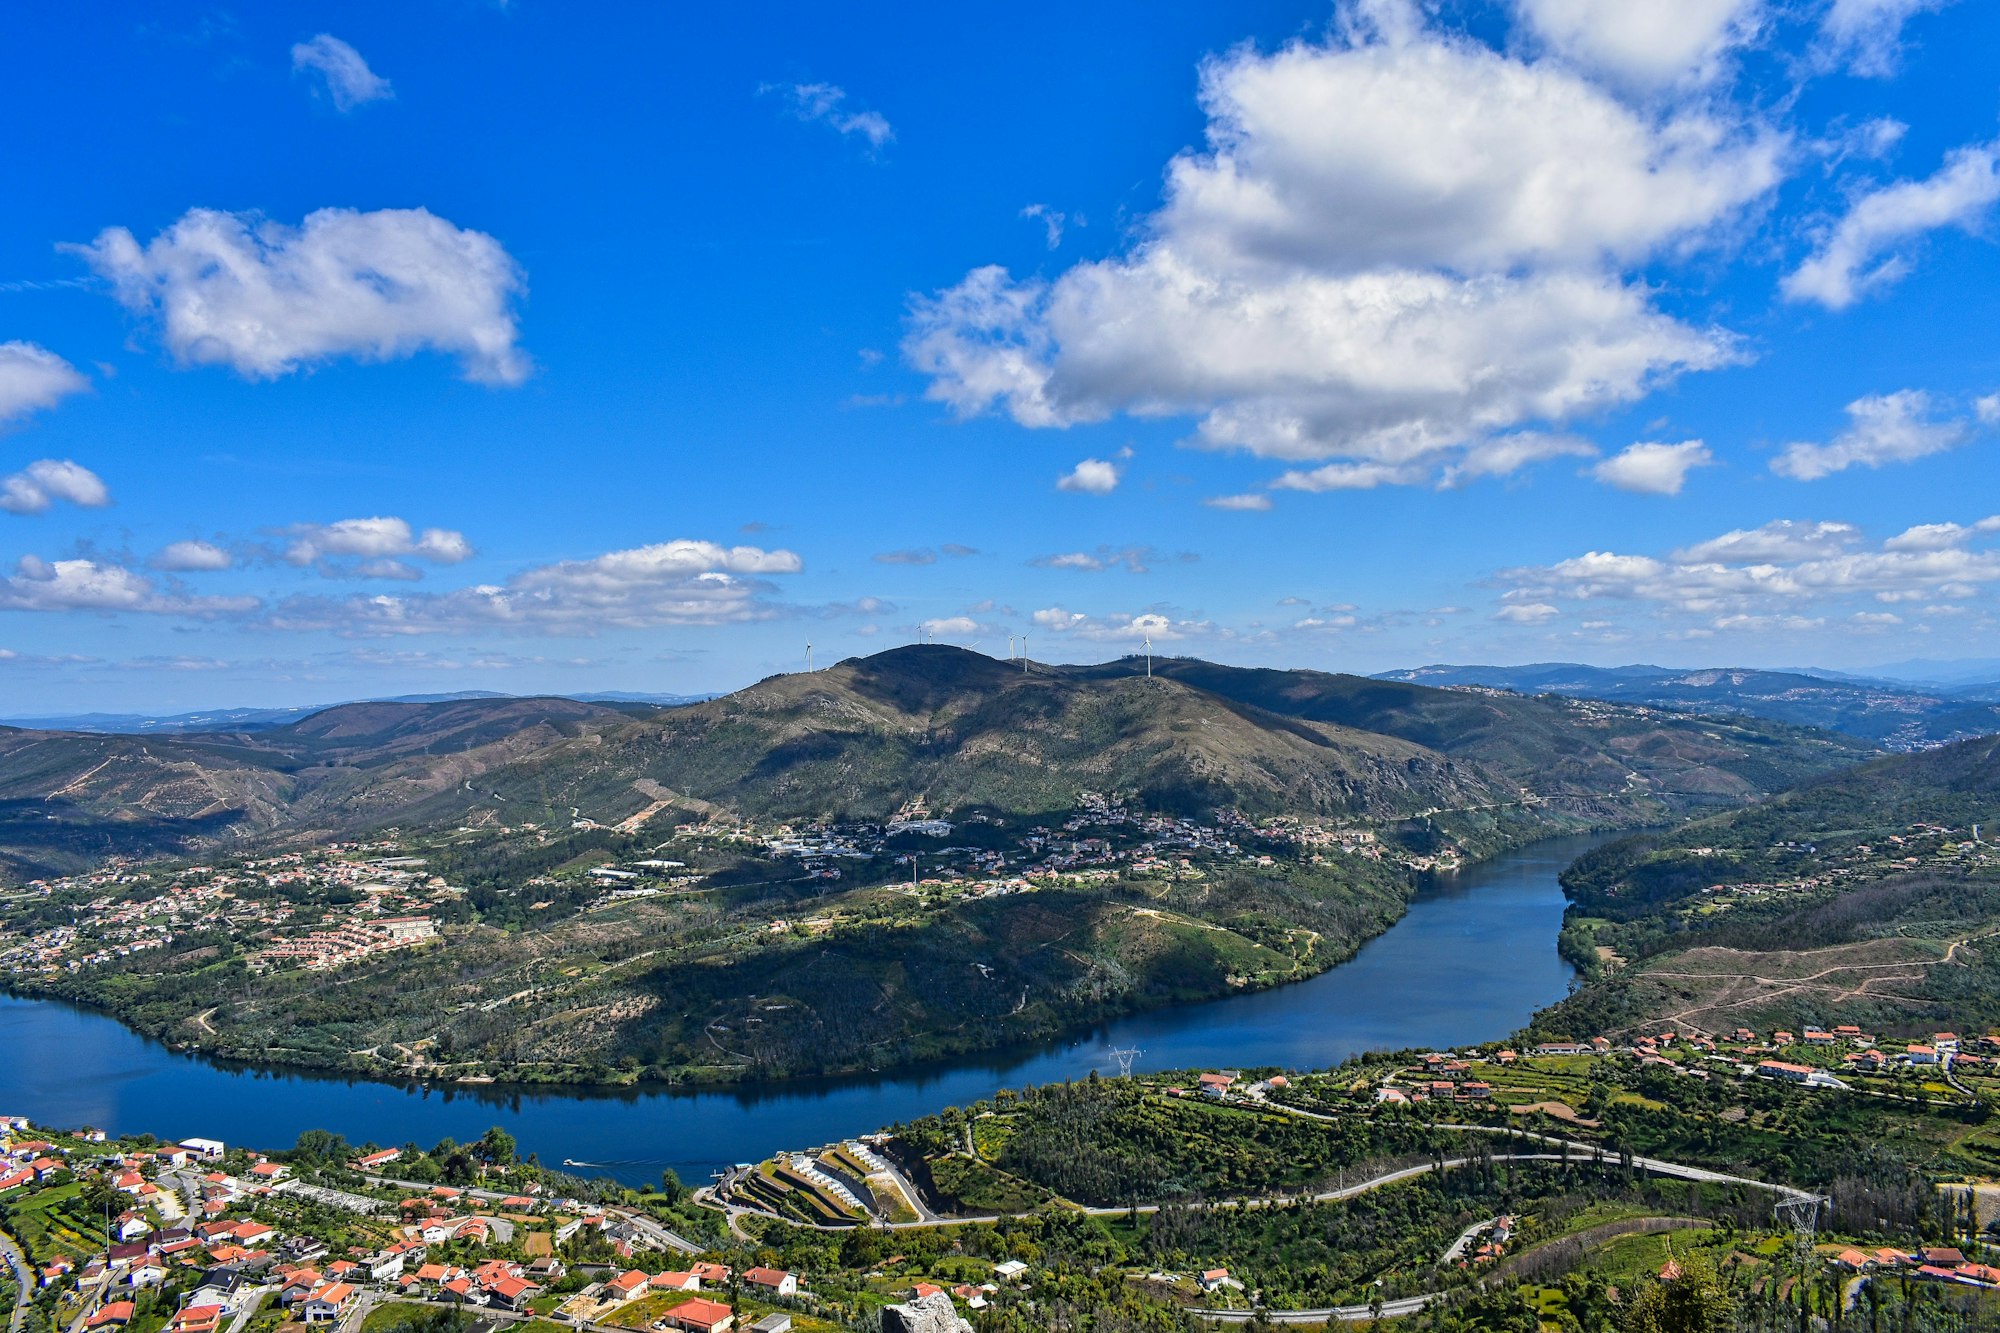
[0,801,1460,994]
[6,1008,2000,1333]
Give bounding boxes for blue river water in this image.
[0,833,1603,1184]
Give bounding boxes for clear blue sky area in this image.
[2,1,1997,710]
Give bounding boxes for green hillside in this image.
[1534,734,2000,1039]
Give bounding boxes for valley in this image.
[0,647,1863,1088]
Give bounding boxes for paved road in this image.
[363,1174,697,1255]
[715,1124,1808,1236]
[709,1106,1813,1322]
[0,1230,32,1333]
[1190,1293,1436,1324]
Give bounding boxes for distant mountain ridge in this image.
[0,689,715,735]
[0,646,1867,878]
[1374,661,2000,750]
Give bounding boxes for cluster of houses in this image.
[1828,1246,2000,1289]
[1529,1027,1999,1083]
[255,915,438,971]
[2,846,457,983]
[1377,1055,1496,1105]
[560,1264,800,1333]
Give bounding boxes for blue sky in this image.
[3,0,2000,712]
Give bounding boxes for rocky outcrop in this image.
[880,1291,971,1333]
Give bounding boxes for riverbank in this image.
[9,809,1608,1092]
[0,832,1610,1179]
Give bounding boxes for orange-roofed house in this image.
[605,1270,650,1300]
[302,1286,355,1324]
[86,1303,135,1329]
[169,1305,225,1333]
[743,1268,796,1296]
[651,1271,699,1292]
[660,1298,734,1333]
[487,1276,539,1308]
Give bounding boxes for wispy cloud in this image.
[0,343,89,427]
[770,82,893,150]
[291,34,393,111]
[1770,390,1976,480]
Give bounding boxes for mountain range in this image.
[1374,661,2000,750]
[0,646,1868,878]
[0,689,712,735]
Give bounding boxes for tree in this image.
[659,1168,687,1204]
[475,1126,517,1168]
[291,1129,352,1167]
[1622,1255,1735,1333]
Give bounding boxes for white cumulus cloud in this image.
[1502,512,2000,631]
[1056,458,1120,494]
[291,34,393,111]
[71,206,530,385]
[1494,600,1562,623]
[0,555,255,616]
[1784,139,2000,309]
[905,8,1775,490]
[1031,607,1210,642]
[1513,0,1763,90]
[1591,440,1715,494]
[1673,519,1861,563]
[0,459,111,515]
[266,539,804,635]
[151,540,233,572]
[284,516,474,579]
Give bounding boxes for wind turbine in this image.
[1143,635,1152,679]
[805,642,813,673]
[1020,633,1029,673]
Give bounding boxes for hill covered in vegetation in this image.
[0,646,1868,879]
[1535,735,2000,1040]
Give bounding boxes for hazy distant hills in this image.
[1375,662,2000,750]
[0,689,712,735]
[0,646,1868,878]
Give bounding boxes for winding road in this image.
[707,1110,1812,1323]
[0,1230,31,1333]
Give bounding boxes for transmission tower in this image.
[1774,1193,1831,1267]
[1110,1046,1142,1078]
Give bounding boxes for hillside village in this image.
[9,1009,2000,1333]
